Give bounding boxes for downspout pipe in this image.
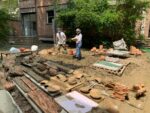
[53,0,57,46]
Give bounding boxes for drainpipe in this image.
[17,0,22,36]
[53,0,57,46]
[35,0,39,45]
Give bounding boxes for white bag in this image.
[31,45,38,52]
[113,39,127,50]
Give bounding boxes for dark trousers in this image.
[58,44,66,51]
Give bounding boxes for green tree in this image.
[115,0,149,45]
[0,0,19,18]
[57,0,149,47]
[0,9,10,44]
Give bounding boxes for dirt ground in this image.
[43,50,150,113]
[0,48,150,113]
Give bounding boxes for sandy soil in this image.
[43,50,150,113]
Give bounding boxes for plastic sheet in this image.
[0,90,23,113]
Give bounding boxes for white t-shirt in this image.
[56,32,66,44]
[74,33,82,43]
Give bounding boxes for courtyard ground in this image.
[43,50,150,113]
[0,46,150,113]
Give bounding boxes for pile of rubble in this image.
[0,49,147,113]
[90,42,145,76]
[91,45,143,56]
[130,46,143,55]
[90,45,107,55]
[38,47,75,57]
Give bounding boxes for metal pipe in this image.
[35,0,38,38]
[53,0,57,45]
[23,72,49,93]
[13,81,43,113]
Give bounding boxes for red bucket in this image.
[69,50,74,55]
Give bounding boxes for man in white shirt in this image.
[72,28,82,60]
[56,28,67,52]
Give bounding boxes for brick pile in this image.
[105,82,129,101]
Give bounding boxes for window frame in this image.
[47,10,54,24]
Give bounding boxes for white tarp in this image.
[55,91,98,113]
[9,47,20,53]
[0,90,23,113]
[113,38,127,50]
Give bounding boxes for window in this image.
[47,10,54,24]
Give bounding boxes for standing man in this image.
[56,28,67,52]
[72,28,82,60]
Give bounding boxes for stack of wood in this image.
[132,83,146,99]
[14,76,61,113]
[130,46,142,55]
[14,76,38,93]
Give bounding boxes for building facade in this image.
[142,9,150,39]
[18,0,68,41]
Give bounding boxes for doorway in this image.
[22,13,37,36]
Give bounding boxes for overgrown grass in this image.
[141,47,150,53]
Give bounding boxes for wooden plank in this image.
[14,82,43,113]
[93,63,120,71]
[21,76,38,91]
[24,73,62,97]
[45,61,74,74]
[28,90,61,113]
[24,69,45,82]
[13,77,31,93]
[92,62,129,76]
[93,61,123,71]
